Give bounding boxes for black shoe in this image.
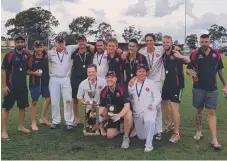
[64,125,73,131]
[50,124,60,129]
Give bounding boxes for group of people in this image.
[1,33,227,152]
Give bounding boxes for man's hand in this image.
[148,104,152,111]
[186,69,196,77]
[129,76,137,87]
[121,51,128,60]
[34,70,42,77]
[3,86,10,96]
[173,50,183,59]
[173,46,181,51]
[111,113,122,120]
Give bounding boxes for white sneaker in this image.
[144,146,154,152]
[121,136,130,149]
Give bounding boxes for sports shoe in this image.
[155,132,162,140]
[50,124,60,129]
[64,124,74,131]
[121,136,130,149]
[169,133,180,143]
[144,146,154,152]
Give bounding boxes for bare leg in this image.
[170,102,180,134]
[73,98,79,125]
[193,108,203,140]
[162,100,172,132]
[31,101,38,130]
[99,107,107,136]
[123,110,133,136]
[1,109,9,139]
[18,108,30,133]
[207,109,220,146]
[39,97,51,125]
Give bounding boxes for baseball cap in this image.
[34,40,44,47]
[77,35,87,41]
[55,35,65,43]
[105,71,116,77]
[14,35,25,41]
[136,64,149,71]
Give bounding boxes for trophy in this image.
[108,105,120,122]
[83,89,100,136]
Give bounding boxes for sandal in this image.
[211,143,221,150]
[155,133,162,140]
[193,133,203,140]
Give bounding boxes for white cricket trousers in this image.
[154,81,163,134]
[49,77,74,125]
[134,109,157,147]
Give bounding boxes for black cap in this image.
[34,40,44,47]
[77,35,87,41]
[55,35,65,43]
[136,64,149,71]
[14,35,25,41]
[105,71,116,77]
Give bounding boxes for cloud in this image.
[123,0,149,17]
[89,8,106,23]
[1,0,22,13]
[118,20,128,25]
[36,0,79,6]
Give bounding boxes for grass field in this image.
[1,51,227,160]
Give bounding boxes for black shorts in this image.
[2,88,29,111]
[71,77,85,99]
[107,119,121,130]
[162,87,183,103]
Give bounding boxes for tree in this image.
[186,34,198,50]
[154,32,163,42]
[208,24,227,48]
[5,7,59,49]
[58,31,77,45]
[69,16,96,36]
[122,25,142,42]
[93,22,116,41]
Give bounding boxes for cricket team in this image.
[1,33,227,152]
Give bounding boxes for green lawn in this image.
[1,52,227,160]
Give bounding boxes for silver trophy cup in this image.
[87,89,96,105]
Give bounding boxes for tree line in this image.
[2,7,227,51]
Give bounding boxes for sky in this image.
[1,0,227,43]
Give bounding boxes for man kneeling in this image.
[100,71,133,149]
[128,64,161,152]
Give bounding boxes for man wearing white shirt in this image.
[139,33,165,140]
[48,36,80,130]
[77,64,107,135]
[128,64,161,152]
[92,39,109,79]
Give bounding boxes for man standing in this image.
[100,71,132,149]
[93,39,109,79]
[161,35,190,143]
[128,64,161,152]
[186,34,227,150]
[1,35,30,140]
[71,35,94,126]
[28,40,51,131]
[48,36,77,130]
[139,33,165,140]
[77,64,107,135]
[123,39,147,84]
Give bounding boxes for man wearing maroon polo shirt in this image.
[186,34,227,150]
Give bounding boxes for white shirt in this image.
[139,46,165,82]
[77,77,106,104]
[92,50,109,79]
[48,45,78,78]
[128,78,161,118]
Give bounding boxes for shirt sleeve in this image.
[28,56,33,70]
[77,82,85,100]
[142,55,148,67]
[66,45,79,55]
[1,53,11,70]
[150,81,161,109]
[217,57,224,70]
[99,90,107,107]
[123,86,130,104]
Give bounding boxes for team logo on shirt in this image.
[146,87,150,92]
[198,55,203,59]
[170,55,175,60]
[156,54,160,57]
[212,53,217,58]
[116,92,120,97]
[135,60,139,64]
[115,58,119,62]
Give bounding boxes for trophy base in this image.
[83,129,100,136]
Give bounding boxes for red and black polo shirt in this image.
[1,49,30,90]
[123,52,148,84]
[187,47,224,91]
[28,52,49,88]
[100,83,130,113]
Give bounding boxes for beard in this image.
[16,45,24,51]
[201,46,209,51]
